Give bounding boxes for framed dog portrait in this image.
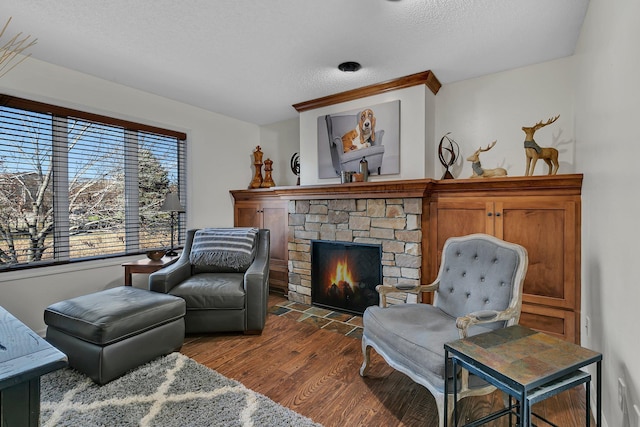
[316,100,400,179]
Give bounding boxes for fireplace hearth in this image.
[311,240,381,315]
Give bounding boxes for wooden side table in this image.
[122,255,180,286]
[444,325,602,426]
[1,306,67,426]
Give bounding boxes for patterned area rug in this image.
[40,352,322,427]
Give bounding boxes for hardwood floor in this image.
[180,293,591,426]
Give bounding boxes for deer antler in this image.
[479,140,497,152]
[533,115,560,131]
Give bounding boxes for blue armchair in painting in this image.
[325,113,385,176]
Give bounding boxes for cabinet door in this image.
[429,198,493,278]
[234,200,289,294]
[496,198,578,311]
[261,202,289,293]
[429,196,580,343]
[433,196,577,310]
[262,203,287,265]
[235,202,261,228]
[519,303,576,342]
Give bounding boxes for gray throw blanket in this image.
[190,228,258,270]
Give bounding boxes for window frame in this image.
[0,94,187,271]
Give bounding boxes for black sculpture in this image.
[290,152,300,185]
[438,133,460,179]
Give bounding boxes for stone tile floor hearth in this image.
[268,300,363,339]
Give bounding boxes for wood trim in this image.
[520,303,577,343]
[230,174,583,201]
[292,70,441,113]
[429,174,583,195]
[231,179,434,201]
[0,94,187,140]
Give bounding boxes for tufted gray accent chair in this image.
[360,233,528,427]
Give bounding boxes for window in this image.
[0,95,186,270]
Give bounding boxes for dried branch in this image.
[0,17,38,79]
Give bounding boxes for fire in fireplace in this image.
[311,240,381,315]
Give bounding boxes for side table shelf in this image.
[122,254,180,286]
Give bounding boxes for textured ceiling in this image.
[2,0,589,125]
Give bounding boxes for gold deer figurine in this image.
[467,140,507,178]
[522,115,560,176]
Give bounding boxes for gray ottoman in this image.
[44,287,186,385]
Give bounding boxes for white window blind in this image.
[0,95,186,270]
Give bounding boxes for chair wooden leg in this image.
[360,341,372,376]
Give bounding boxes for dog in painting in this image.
[341,109,376,153]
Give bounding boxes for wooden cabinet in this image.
[230,175,582,343]
[426,175,582,343]
[232,196,288,294]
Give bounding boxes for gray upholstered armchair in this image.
[149,228,270,334]
[360,234,528,427]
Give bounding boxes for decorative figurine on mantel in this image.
[466,140,507,178]
[438,133,460,179]
[261,158,275,188]
[249,145,263,189]
[522,115,560,176]
[290,152,300,185]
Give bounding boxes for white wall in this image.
[434,4,640,423]
[424,89,437,178]
[0,57,261,333]
[259,118,300,187]
[435,57,575,179]
[298,85,435,185]
[573,0,640,426]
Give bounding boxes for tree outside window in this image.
[0,102,186,269]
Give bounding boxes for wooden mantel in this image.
[292,70,441,113]
[230,174,583,201]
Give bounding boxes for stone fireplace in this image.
[287,198,422,307]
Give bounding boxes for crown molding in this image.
[292,70,441,113]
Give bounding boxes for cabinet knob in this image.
[496,212,501,217]
[487,212,493,217]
